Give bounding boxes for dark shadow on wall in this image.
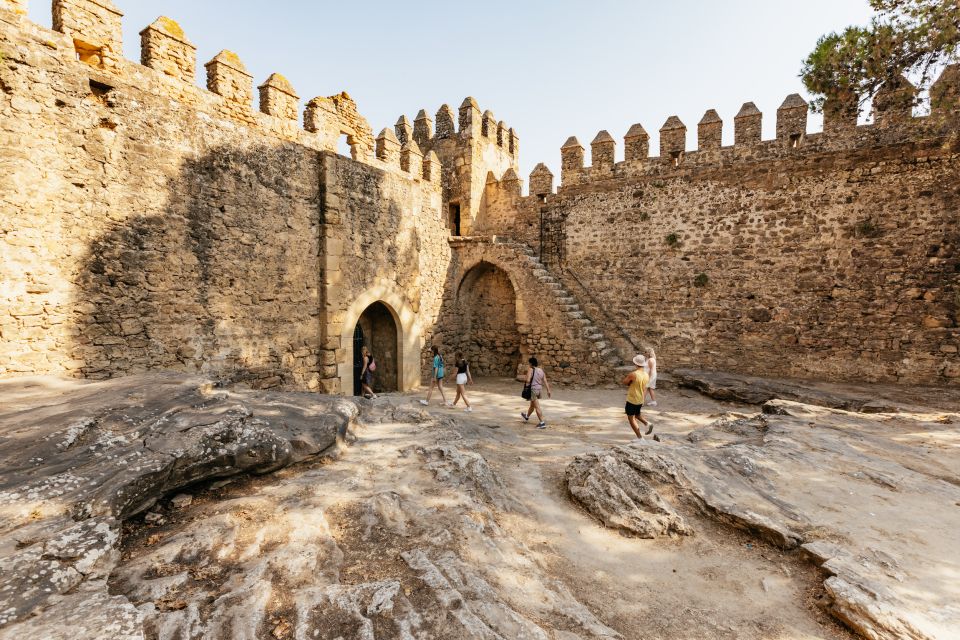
[429,258,524,378]
[67,143,324,390]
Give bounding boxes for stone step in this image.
[567,311,584,320]
[557,297,575,305]
[560,304,580,312]
[532,269,549,278]
[538,276,556,285]
[544,282,561,290]
[573,318,591,326]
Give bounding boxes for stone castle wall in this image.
[497,94,960,386]
[0,2,446,391]
[2,0,957,390]
[319,151,447,395]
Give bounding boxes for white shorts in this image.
[456,373,468,385]
[649,375,657,390]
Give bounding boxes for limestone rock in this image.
[565,448,689,538]
[673,368,909,412]
[566,400,960,639]
[0,373,356,631]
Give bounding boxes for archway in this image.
[456,261,523,376]
[353,302,399,394]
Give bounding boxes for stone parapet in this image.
[205,50,253,115]
[140,16,196,84]
[258,73,299,120]
[53,0,123,70]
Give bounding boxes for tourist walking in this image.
[452,352,473,412]
[644,347,658,406]
[520,357,551,429]
[622,354,654,440]
[420,346,451,407]
[360,345,377,399]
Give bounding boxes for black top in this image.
[457,359,468,374]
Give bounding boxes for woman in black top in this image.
[452,352,474,412]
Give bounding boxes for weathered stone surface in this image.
[566,448,689,538]
[99,407,617,640]
[504,90,960,388]
[0,373,356,632]
[0,13,445,396]
[673,368,960,412]
[566,400,960,639]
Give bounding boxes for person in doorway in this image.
[360,346,377,399]
[420,346,451,407]
[644,347,658,407]
[452,352,473,412]
[520,356,551,429]
[622,354,654,440]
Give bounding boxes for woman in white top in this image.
[644,347,658,407]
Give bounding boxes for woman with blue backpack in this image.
[420,345,451,407]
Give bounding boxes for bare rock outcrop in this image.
[0,373,356,636]
[1,375,620,639]
[670,369,960,414]
[108,433,620,639]
[566,399,960,639]
[565,449,689,538]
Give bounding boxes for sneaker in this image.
[645,422,654,435]
[649,401,658,407]
[537,422,547,429]
[653,434,661,442]
[464,407,473,413]
[445,402,453,408]
[521,412,529,422]
[419,400,429,406]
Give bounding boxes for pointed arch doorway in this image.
[352,301,399,395]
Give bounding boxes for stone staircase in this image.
[493,238,623,367]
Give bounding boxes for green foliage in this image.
[854,218,882,238]
[693,273,709,287]
[665,233,680,247]
[801,0,960,113]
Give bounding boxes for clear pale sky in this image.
[29,1,875,179]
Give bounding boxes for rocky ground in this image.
[0,372,957,639]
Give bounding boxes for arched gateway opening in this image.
[457,261,523,376]
[353,302,399,395]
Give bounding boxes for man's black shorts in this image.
[625,401,643,416]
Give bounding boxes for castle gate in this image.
[353,302,399,394]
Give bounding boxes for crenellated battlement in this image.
[140,16,195,84]
[538,69,960,190]
[0,0,443,185]
[392,97,519,158]
[388,96,520,235]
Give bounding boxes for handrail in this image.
[562,266,643,355]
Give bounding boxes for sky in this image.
[29,0,877,179]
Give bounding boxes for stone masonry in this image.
[480,82,959,386]
[1,0,957,391]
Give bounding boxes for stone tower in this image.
[403,97,519,236]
